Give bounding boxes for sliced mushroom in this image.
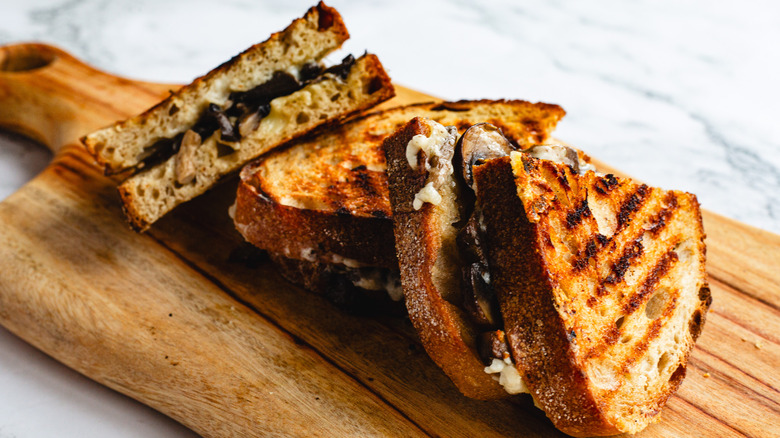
[299,61,323,82]
[322,54,355,80]
[525,144,581,174]
[235,71,301,107]
[461,261,499,328]
[456,211,486,264]
[456,123,515,188]
[238,103,271,138]
[206,104,240,142]
[174,129,201,185]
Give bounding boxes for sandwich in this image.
[232,99,566,310]
[382,117,711,435]
[82,2,394,231]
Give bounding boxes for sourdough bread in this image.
[82,2,395,230]
[474,153,711,435]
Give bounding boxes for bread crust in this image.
[235,160,397,269]
[475,157,614,434]
[474,156,711,436]
[384,118,507,400]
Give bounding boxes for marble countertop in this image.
[0,1,778,436]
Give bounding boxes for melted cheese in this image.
[484,358,529,394]
[405,122,450,170]
[412,182,442,210]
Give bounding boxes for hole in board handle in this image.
[0,44,57,73]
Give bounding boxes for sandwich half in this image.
[233,99,566,269]
[232,99,565,311]
[83,2,394,230]
[383,117,711,435]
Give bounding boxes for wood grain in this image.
[0,43,777,437]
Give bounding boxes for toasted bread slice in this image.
[474,152,711,435]
[383,117,508,400]
[234,100,565,269]
[83,2,394,230]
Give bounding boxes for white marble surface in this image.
[0,1,778,436]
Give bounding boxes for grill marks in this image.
[645,192,678,236]
[323,159,388,216]
[558,178,687,362]
[584,245,682,361]
[624,250,679,315]
[583,226,684,363]
[616,184,650,231]
[566,198,591,229]
[604,238,644,285]
[594,173,619,194]
[572,233,608,271]
[515,156,707,425]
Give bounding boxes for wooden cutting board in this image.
[0,43,777,438]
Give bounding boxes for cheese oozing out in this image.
[350,269,404,302]
[405,122,451,170]
[406,120,457,210]
[484,357,529,394]
[413,182,442,210]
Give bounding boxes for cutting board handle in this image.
[0,43,176,153]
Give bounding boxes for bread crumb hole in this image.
[658,352,673,373]
[330,93,340,102]
[106,146,115,155]
[137,187,145,197]
[673,239,693,262]
[620,335,633,344]
[296,112,310,124]
[151,188,160,199]
[615,315,626,330]
[645,287,669,320]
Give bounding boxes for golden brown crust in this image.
[235,99,564,265]
[235,160,397,269]
[117,183,149,231]
[474,155,711,435]
[384,118,507,400]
